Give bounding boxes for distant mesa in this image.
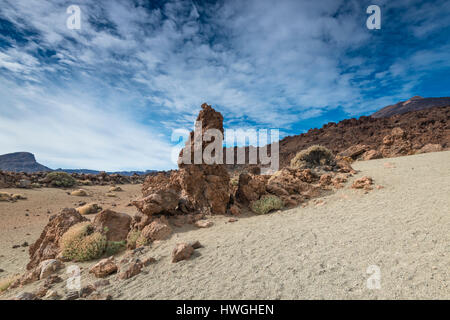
[0,152,51,173]
[371,96,450,118]
[0,152,155,175]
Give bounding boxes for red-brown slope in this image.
[278,106,450,168]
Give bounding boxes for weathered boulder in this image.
[339,144,370,160]
[92,209,131,242]
[118,258,143,280]
[39,259,64,279]
[351,176,374,190]
[172,243,194,263]
[195,220,213,228]
[417,143,443,154]
[27,208,88,270]
[362,149,382,160]
[140,217,172,242]
[76,203,102,215]
[89,256,118,278]
[235,173,268,205]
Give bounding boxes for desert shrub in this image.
[46,172,77,188]
[126,229,148,249]
[105,241,127,256]
[0,274,20,293]
[60,222,107,261]
[251,195,284,215]
[290,145,335,169]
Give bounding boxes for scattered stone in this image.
[80,284,96,298]
[106,192,117,197]
[351,176,374,190]
[14,292,37,300]
[34,286,48,298]
[44,290,61,300]
[109,186,123,192]
[93,279,110,289]
[172,243,194,263]
[383,162,396,169]
[70,189,88,197]
[92,209,131,242]
[417,143,443,154]
[44,275,63,288]
[76,203,102,215]
[65,291,79,300]
[118,258,143,280]
[195,220,213,228]
[89,256,118,278]
[228,218,238,223]
[142,257,156,266]
[229,205,241,216]
[190,241,203,249]
[362,149,382,160]
[39,259,64,279]
[140,218,172,242]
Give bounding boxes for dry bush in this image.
[126,229,148,249]
[46,172,77,187]
[290,145,336,169]
[60,222,107,261]
[0,274,20,293]
[251,195,284,215]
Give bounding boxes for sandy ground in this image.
[0,184,142,279]
[1,151,449,299]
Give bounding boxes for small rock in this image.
[142,257,156,266]
[89,256,118,278]
[44,275,63,288]
[228,218,238,223]
[39,259,64,279]
[190,241,203,249]
[172,243,194,263]
[93,279,110,289]
[229,205,241,216]
[80,284,96,298]
[44,290,61,300]
[65,291,79,300]
[195,220,213,228]
[14,292,37,300]
[34,287,48,298]
[118,258,143,280]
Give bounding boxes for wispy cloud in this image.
[0,0,449,169]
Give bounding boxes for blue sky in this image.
[0,0,449,170]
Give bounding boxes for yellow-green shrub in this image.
[251,195,284,215]
[290,145,335,169]
[46,172,77,187]
[126,229,147,249]
[60,222,107,261]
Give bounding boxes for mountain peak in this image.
[372,96,450,118]
[0,152,51,172]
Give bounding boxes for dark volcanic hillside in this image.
[0,152,51,172]
[278,106,450,168]
[371,96,450,118]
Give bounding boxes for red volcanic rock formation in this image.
[133,103,231,224]
[27,208,88,270]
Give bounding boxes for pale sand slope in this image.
[2,151,449,299]
[106,151,448,299]
[0,184,142,278]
